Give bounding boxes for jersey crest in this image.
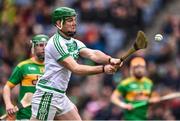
[66,41,79,59]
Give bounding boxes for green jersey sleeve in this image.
[8,66,23,85]
[117,82,126,96]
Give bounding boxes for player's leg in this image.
[55,106,82,120]
[30,89,57,120]
[31,102,57,120]
[54,94,82,120]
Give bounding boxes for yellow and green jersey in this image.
[116,77,153,120]
[6,57,44,119]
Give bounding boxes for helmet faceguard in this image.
[31,34,49,60]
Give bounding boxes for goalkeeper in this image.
[111,57,160,120]
[3,34,49,120]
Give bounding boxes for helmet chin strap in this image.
[31,43,35,54]
[56,20,63,30]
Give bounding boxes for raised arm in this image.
[59,56,117,75]
[79,48,121,65]
[79,48,111,64]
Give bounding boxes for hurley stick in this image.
[0,92,33,120]
[120,31,148,61]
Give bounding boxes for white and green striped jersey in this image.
[36,32,86,94]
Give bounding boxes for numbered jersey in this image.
[7,57,44,119]
[36,32,86,94]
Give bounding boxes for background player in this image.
[3,34,49,120]
[111,57,160,120]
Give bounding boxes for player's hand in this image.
[109,58,123,68]
[104,64,117,74]
[6,103,17,116]
[149,96,161,104]
[122,103,133,110]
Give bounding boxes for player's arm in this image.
[59,56,116,75]
[79,48,121,65]
[3,82,17,116]
[149,91,160,103]
[79,48,111,64]
[111,90,133,110]
[54,40,117,74]
[3,83,13,106]
[3,66,22,116]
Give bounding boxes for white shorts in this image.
[31,89,74,120]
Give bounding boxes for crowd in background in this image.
[0,0,180,120]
